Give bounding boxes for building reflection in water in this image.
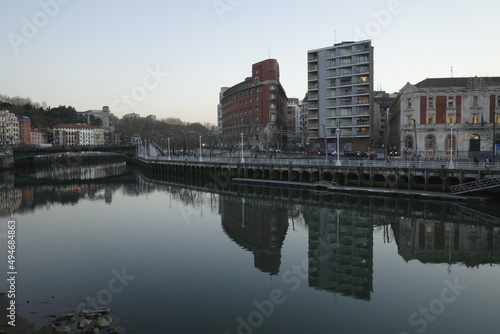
[393,215,500,268]
[0,163,134,217]
[305,206,373,301]
[219,195,289,275]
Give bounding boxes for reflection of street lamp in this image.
[199,135,203,161]
[449,123,455,169]
[240,133,245,163]
[320,124,328,165]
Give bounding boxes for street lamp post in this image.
[335,124,341,166]
[199,135,203,162]
[411,118,417,158]
[449,123,455,169]
[240,133,245,163]
[167,137,171,160]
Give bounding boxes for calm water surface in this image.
[0,164,499,334]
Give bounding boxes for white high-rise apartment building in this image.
[307,40,374,152]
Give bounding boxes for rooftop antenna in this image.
[268,44,271,59]
[451,66,454,78]
[334,30,337,44]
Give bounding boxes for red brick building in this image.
[18,116,31,146]
[220,59,288,150]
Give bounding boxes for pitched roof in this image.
[53,123,103,129]
[415,76,500,88]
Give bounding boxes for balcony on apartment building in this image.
[308,84,318,91]
[308,64,318,72]
[308,54,318,62]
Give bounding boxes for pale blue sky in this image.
[1,0,500,124]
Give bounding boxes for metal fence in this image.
[138,155,500,171]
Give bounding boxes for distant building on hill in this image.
[31,128,52,145]
[18,116,31,146]
[79,106,112,127]
[53,124,105,146]
[0,110,19,147]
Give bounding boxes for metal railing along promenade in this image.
[139,154,500,171]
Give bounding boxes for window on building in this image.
[356,127,368,133]
[270,94,276,99]
[270,85,276,90]
[427,114,434,124]
[428,97,434,108]
[255,97,259,102]
[496,114,500,124]
[357,97,368,104]
[426,135,435,152]
[447,114,454,124]
[473,96,478,106]
[472,113,479,124]
[406,136,413,150]
[407,98,412,108]
[358,76,368,83]
[448,97,454,108]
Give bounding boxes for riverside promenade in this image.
[137,153,500,194]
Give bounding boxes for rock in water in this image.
[54,327,72,334]
[78,318,93,329]
[55,312,74,322]
[96,307,111,315]
[95,316,113,328]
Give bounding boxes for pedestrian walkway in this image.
[450,177,500,194]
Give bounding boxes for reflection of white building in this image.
[397,77,500,158]
[0,110,20,146]
[0,187,22,216]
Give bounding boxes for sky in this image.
[1,0,500,125]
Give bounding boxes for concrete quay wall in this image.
[137,158,500,193]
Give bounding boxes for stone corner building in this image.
[393,76,500,158]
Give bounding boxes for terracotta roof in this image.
[53,124,103,129]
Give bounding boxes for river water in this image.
[0,163,499,334]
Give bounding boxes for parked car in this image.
[308,149,321,155]
[343,150,361,157]
[320,149,337,155]
[361,151,378,158]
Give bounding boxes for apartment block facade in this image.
[0,110,20,147]
[53,124,105,146]
[307,40,374,152]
